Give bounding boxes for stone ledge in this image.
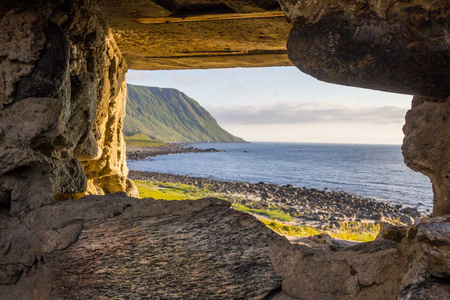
[0,194,282,299]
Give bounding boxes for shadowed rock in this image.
[280,0,449,97]
[403,97,450,216]
[0,195,282,299]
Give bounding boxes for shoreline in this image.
[126,144,222,161]
[128,170,423,229]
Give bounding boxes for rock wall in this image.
[81,31,138,197]
[0,0,137,216]
[275,0,449,298]
[403,97,450,216]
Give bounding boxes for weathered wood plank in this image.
[135,11,285,24]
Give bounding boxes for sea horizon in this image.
[193,140,404,146]
[128,142,433,212]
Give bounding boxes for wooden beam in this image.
[144,49,287,59]
[135,11,285,24]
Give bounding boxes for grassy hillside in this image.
[124,84,245,144]
[123,133,166,148]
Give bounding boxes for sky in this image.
[126,67,413,145]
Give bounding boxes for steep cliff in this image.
[124,84,244,143]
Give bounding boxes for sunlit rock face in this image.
[0,1,137,215]
[279,0,449,97]
[101,0,292,70]
[81,31,138,198]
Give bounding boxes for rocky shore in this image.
[126,144,222,161]
[128,170,424,229]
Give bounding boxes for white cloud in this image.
[230,83,245,89]
[221,123,406,145]
[205,102,408,125]
[126,71,154,82]
[170,73,202,85]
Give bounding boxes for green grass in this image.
[261,219,379,242]
[328,221,380,242]
[133,179,379,242]
[133,180,216,200]
[124,133,166,147]
[232,204,293,222]
[261,220,321,237]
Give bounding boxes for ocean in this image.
[127,142,433,212]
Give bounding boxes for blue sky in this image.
[126,67,413,144]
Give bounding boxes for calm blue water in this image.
[128,142,433,211]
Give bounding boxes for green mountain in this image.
[124,84,245,144]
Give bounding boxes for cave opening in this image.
[1,0,448,298]
[123,66,433,242]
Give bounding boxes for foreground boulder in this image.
[1,193,449,299]
[0,195,282,299]
[269,217,450,299]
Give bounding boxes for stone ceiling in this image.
[102,0,293,70]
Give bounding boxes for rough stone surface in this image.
[0,10,46,105]
[2,192,447,300]
[279,0,449,97]
[0,195,282,299]
[269,217,450,300]
[81,31,138,197]
[270,238,404,299]
[396,216,450,300]
[102,0,292,70]
[416,216,450,279]
[0,1,137,213]
[402,97,450,216]
[376,223,410,243]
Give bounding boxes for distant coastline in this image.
[126,144,223,161]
